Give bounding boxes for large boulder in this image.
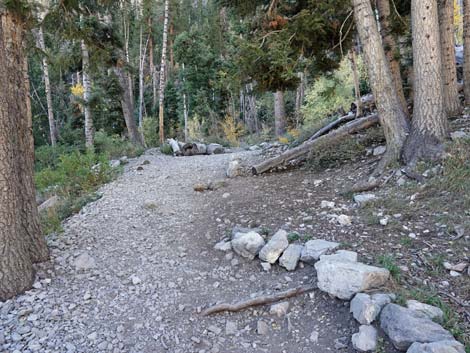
[207,143,225,155]
[259,230,289,264]
[320,250,358,262]
[407,341,465,353]
[352,325,377,352]
[406,300,444,322]
[279,244,303,271]
[226,159,243,178]
[350,293,394,325]
[315,260,390,300]
[231,231,265,260]
[300,239,339,264]
[380,304,455,351]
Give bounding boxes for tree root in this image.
[201,285,316,316]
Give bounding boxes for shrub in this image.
[221,115,245,147]
[142,117,159,147]
[94,130,143,159]
[160,143,173,155]
[35,144,78,172]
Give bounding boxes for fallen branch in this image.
[252,114,379,175]
[201,285,316,316]
[308,112,356,141]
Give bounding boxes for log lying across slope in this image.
[252,114,379,175]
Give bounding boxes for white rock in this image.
[231,232,265,260]
[258,230,289,264]
[269,301,289,317]
[354,194,376,206]
[320,200,335,209]
[320,250,358,262]
[310,331,319,343]
[279,244,303,271]
[373,145,386,156]
[214,240,232,252]
[225,321,237,335]
[73,252,96,271]
[226,159,242,178]
[257,320,269,335]
[260,262,271,271]
[300,239,339,264]
[406,300,444,321]
[407,340,465,353]
[109,160,121,168]
[337,214,352,226]
[352,325,377,352]
[315,260,390,300]
[131,275,141,285]
[350,293,394,324]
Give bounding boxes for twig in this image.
[201,285,316,316]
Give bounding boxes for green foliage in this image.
[94,131,143,159]
[142,117,159,148]
[35,144,79,171]
[160,143,173,155]
[306,138,366,171]
[287,232,300,242]
[377,255,401,281]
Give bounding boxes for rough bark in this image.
[274,90,286,136]
[376,0,409,117]
[404,0,448,164]
[464,0,470,104]
[349,48,363,117]
[113,62,144,146]
[243,83,258,134]
[36,26,57,146]
[252,114,379,175]
[81,40,93,149]
[352,0,409,171]
[438,0,462,116]
[158,0,169,144]
[295,72,306,126]
[0,10,47,300]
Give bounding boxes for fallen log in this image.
[308,112,356,141]
[207,143,225,155]
[252,114,379,175]
[182,143,207,156]
[168,138,182,156]
[201,285,316,316]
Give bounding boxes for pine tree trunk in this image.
[138,25,146,130]
[349,48,363,117]
[36,26,57,146]
[404,0,448,164]
[438,0,462,116]
[81,40,93,149]
[376,0,409,117]
[295,72,306,126]
[352,0,409,170]
[158,0,170,144]
[274,90,286,136]
[464,0,470,104]
[0,10,48,300]
[148,17,157,111]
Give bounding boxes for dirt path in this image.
[0,150,400,353]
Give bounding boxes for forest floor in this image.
[1,131,469,352]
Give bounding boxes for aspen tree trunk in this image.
[438,0,462,116]
[274,90,286,136]
[182,63,189,141]
[148,16,157,110]
[81,40,93,149]
[0,9,49,300]
[138,25,146,129]
[295,72,306,127]
[158,0,170,144]
[376,0,409,117]
[404,0,448,164]
[352,0,409,171]
[464,0,470,104]
[36,26,57,146]
[349,48,363,117]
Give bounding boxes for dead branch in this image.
[201,285,316,316]
[252,114,379,175]
[308,112,356,141]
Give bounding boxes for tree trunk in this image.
[36,26,57,146]
[138,25,147,130]
[349,48,363,117]
[404,0,448,164]
[274,90,286,136]
[352,0,409,171]
[376,0,409,117]
[113,63,144,146]
[81,40,93,149]
[148,16,157,111]
[295,72,306,126]
[438,0,462,116]
[0,10,49,300]
[158,0,170,144]
[464,0,470,104]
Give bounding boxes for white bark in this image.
[158,0,170,144]
[81,40,93,149]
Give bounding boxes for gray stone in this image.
[259,230,289,264]
[207,143,225,155]
[279,244,303,271]
[119,156,128,164]
[406,300,444,322]
[231,231,265,260]
[315,260,390,300]
[38,195,61,213]
[214,240,232,252]
[257,320,269,335]
[269,302,289,317]
[353,194,376,206]
[300,239,340,264]
[380,304,455,351]
[320,200,335,209]
[226,159,242,178]
[373,146,386,156]
[208,325,222,335]
[320,250,358,262]
[407,341,465,353]
[73,252,96,271]
[352,325,377,352]
[231,226,261,240]
[260,262,271,271]
[337,214,352,226]
[225,321,237,336]
[109,160,121,168]
[350,293,394,324]
[450,131,468,140]
[310,331,319,343]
